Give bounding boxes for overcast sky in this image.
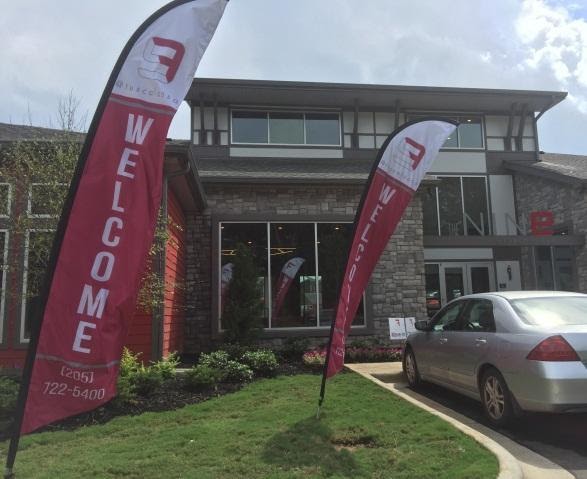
[1,0,587,154]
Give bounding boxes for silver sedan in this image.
[402,291,587,426]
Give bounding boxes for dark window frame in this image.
[230,109,342,147]
[214,217,371,337]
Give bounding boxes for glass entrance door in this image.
[425,262,495,316]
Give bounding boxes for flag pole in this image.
[315,117,457,418]
[316,130,393,419]
[3,2,204,476]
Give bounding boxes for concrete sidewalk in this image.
[345,362,574,479]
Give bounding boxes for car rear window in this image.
[510,296,587,327]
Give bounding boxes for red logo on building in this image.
[138,37,185,83]
[530,211,554,236]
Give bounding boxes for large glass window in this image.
[423,176,489,237]
[21,230,54,342]
[269,113,304,144]
[462,177,490,235]
[219,222,366,329]
[231,111,268,144]
[232,111,341,146]
[534,246,574,291]
[317,224,365,327]
[438,177,463,236]
[270,223,316,328]
[305,113,340,145]
[409,115,483,149]
[220,223,268,327]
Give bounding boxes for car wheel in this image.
[480,368,513,427]
[403,348,421,388]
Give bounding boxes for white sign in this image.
[389,317,417,340]
[388,317,407,340]
[405,317,417,334]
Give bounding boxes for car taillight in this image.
[526,335,580,361]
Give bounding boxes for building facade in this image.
[181,78,583,353]
[2,78,586,366]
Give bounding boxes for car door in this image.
[447,298,496,393]
[418,299,467,383]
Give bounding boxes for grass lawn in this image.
[3,372,498,478]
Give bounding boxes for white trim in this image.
[229,147,343,159]
[0,183,12,218]
[20,229,54,343]
[27,183,68,218]
[0,230,8,343]
[424,248,494,261]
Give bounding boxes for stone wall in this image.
[513,174,587,291]
[184,183,427,353]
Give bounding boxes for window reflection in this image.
[317,224,365,327]
[270,223,316,328]
[219,222,367,329]
[220,223,268,327]
[438,177,463,236]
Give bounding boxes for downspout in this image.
[151,158,192,361]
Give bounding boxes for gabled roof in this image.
[0,122,85,142]
[196,157,372,184]
[195,156,439,187]
[504,153,587,186]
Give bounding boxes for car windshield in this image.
[510,296,587,327]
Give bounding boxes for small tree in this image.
[221,243,264,344]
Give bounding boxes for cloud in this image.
[0,0,586,153]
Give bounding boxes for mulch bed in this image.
[1,362,312,441]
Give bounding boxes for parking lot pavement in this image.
[347,362,579,479]
[402,379,587,479]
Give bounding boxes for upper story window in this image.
[423,176,490,237]
[231,110,341,146]
[409,115,484,149]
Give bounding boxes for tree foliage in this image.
[221,243,264,344]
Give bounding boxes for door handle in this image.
[439,338,448,344]
[475,338,487,346]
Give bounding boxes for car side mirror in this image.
[414,320,430,331]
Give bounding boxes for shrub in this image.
[241,350,278,377]
[345,346,402,363]
[221,343,250,361]
[119,347,141,377]
[115,347,165,400]
[184,365,224,392]
[222,361,253,383]
[302,349,326,367]
[198,350,253,383]
[199,351,230,370]
[279,337,310,363]
[114,375,137,407]
[151,352,180,380]
[132,367,164,395]
[0,376,19,420]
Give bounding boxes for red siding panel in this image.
[162,190,186,358]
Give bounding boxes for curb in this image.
[345,363,574,479]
